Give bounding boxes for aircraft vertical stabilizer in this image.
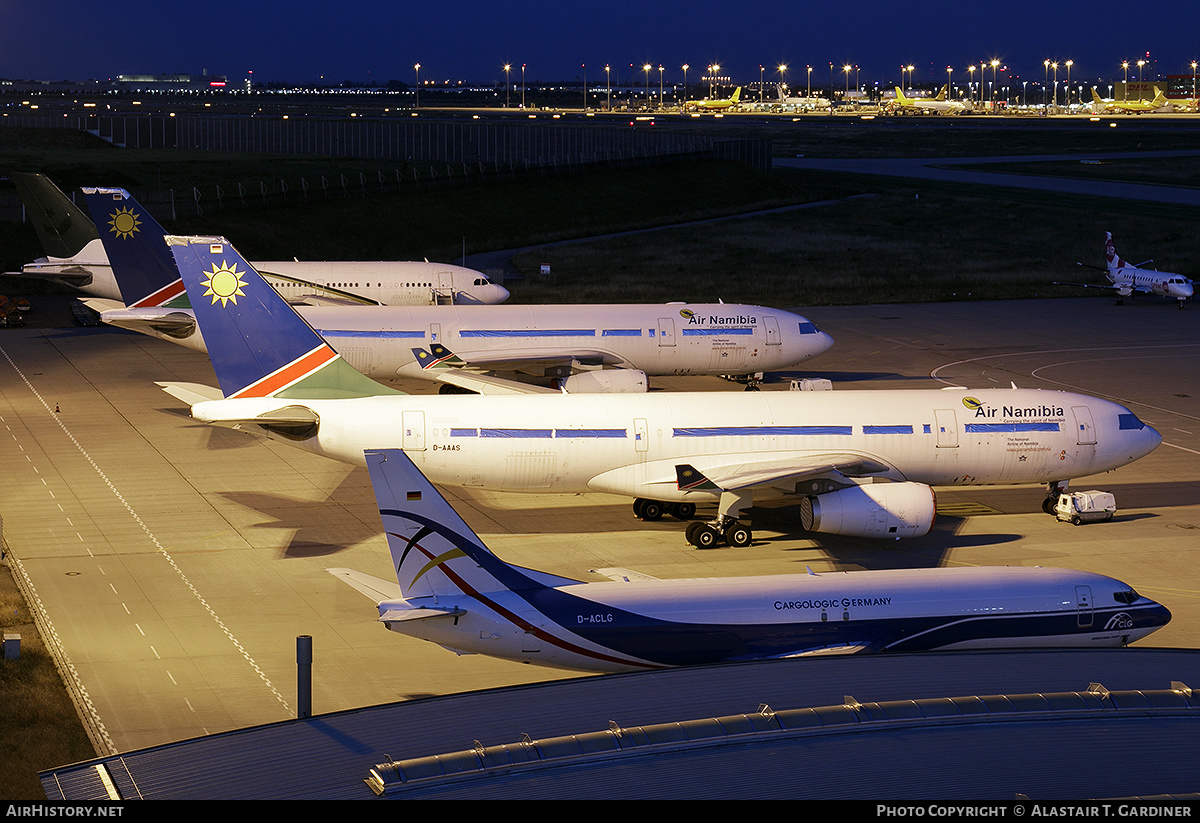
[165,235,403,399]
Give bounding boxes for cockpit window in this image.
[1118,413,1145,430]
[1113,588,1139,605]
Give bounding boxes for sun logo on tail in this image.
[201,261,248,306]
[107,206,142,239]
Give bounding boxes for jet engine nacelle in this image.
[561,369,648,393]
[800,482,936,539]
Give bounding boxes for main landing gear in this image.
[632,498,754,548]
[685,517,752,548]
[633,498,695,522]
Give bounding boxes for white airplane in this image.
[80,187,833,393]
[4,173,508,306]
[158,234,1162,547]
[1056,232,1193,308]
[890,86,968,115]
[328,448,1171,673]
[773,84,831,111]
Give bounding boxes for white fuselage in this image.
[106,302,833,383]
[383,565,1170,672]
[1108,266,1194,301]
[22,240,509,306]
[192,387,1160,501]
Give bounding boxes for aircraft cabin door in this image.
[1075,585,1093,628]
[634,418,649,453]
[764,315,781,346]
[1072,406,1097,445]
[934,409,959,448]
[429,323,441,343]
[402,410,426,451]
[657,318,676,347]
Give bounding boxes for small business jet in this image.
[328,448,1171,673]
[1057,232,1193,308]
[3,172,507,306]
[81,187,833,392]
[155,234,1162,548]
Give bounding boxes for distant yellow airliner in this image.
[686,86,742,111]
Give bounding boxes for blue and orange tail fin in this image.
[81,187,188,309]
[166,235,402,400]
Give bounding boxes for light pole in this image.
[844,64,851,103]
[1122,61,1129,100]
[968,64,976,104]
[504,64,511,108]
[990,58,999,108]
[947,65,953,99]
[659,65,664,110]
[1137,59,1146,99]
[582,64,586,111]
[777,64,787,105]
[521,63,526,109]
[605,64,611,111]
[643,63,651,110]
[807,65,812,98]
[1051,61,1059,109]
[759,65,764,104]
[1044,60,1050,109]
[414,63,420,108]
[1192,61,1198,105]
[681,64,688,109]
[1065,59,1073,109]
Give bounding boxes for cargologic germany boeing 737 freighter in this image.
[327,448,1171,672]
[79,186,835,393]
[157,235,1162,548]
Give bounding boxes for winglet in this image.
[166,235,402,400]
[411,342,464,370]
[675,464,722,492]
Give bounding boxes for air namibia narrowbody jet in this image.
[328,448,1171,673]
[3,173,508,306]
[158,235,1161,547]
[81,187,834,393]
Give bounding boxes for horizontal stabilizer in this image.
[81,298,126,313]
[155,381,225,404]
[378,606,467,623]
[591,567,661,582]
[326,568,402,601]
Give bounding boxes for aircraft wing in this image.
[286,293,381,307]
[591,567,661,582]
[412,343,626,374]
[81,298,126,313]
[433,371,559,395]
[675,452,894,494]
[781,642,881,657]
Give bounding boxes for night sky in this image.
[2,0,1196,90]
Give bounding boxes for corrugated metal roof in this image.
[40,648,1200,800]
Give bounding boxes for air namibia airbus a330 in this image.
[158,235,1162,547]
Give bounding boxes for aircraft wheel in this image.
[639,500,664,521]
[690,524,720,549]
[724,522,752,548]
[1042,496,1059,515]
[669,502,696,520]
[685,521,704,543]
[633,498,646,518]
